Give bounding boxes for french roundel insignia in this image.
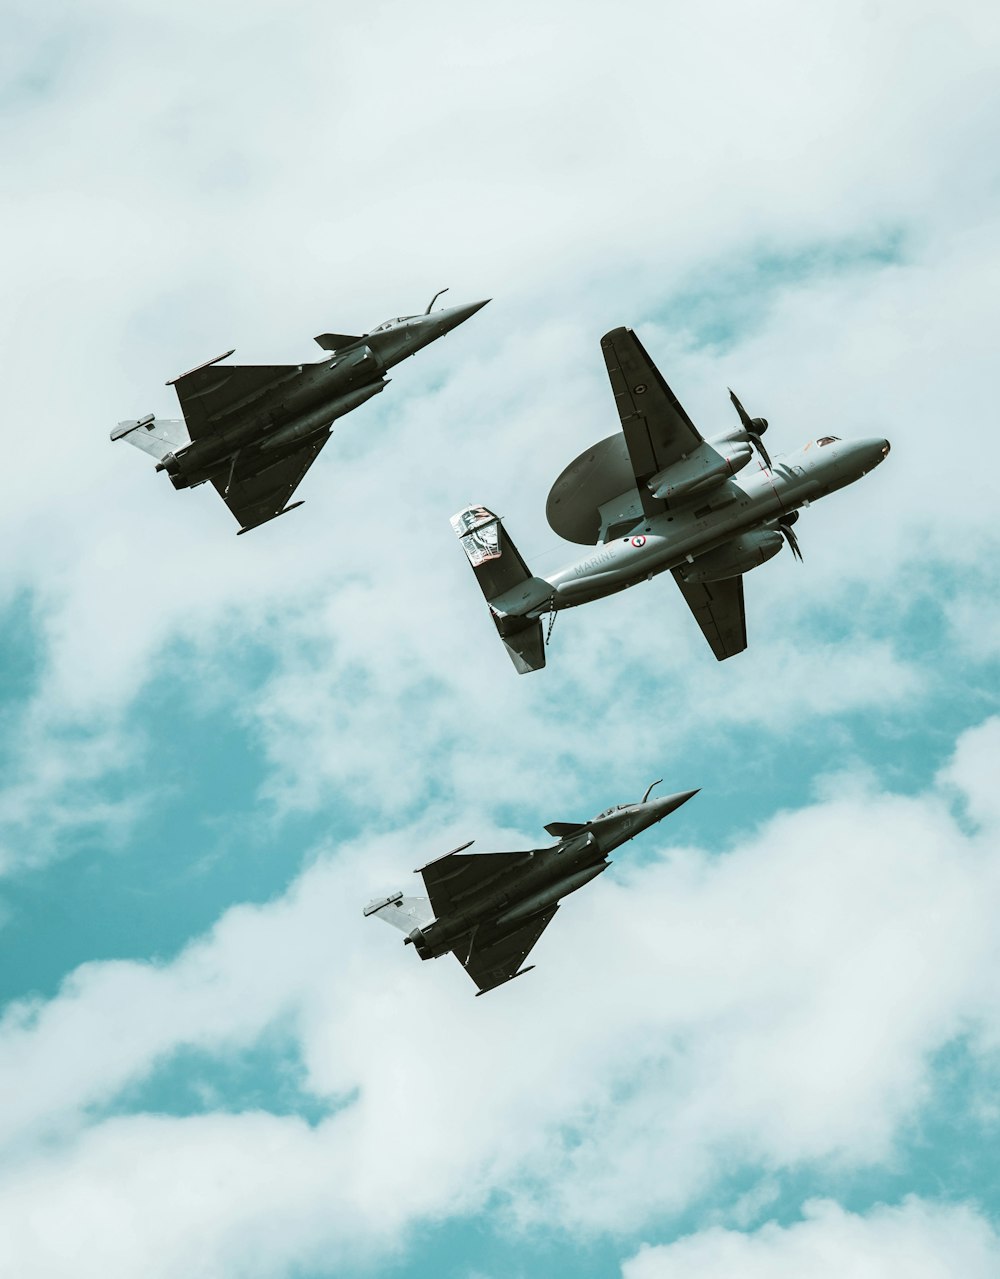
[631,535,646,547]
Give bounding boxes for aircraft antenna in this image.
[425,287,449,314]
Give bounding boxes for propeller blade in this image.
[729,388,753,430]
[731,390,772,466]
[780,520,803,562]
[749,432,772,470]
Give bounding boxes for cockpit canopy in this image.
[817,435,841,446]
[595,804,627,820]
[368,317,411,333]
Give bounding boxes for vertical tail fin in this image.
[363,893,434,933]
[111,415,189,461]
[450,505,551,674]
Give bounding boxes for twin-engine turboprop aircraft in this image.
[112,291,488,534]
[365,783,697,995]
[453,326,891,672]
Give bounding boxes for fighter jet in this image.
[112,291,488,534]
[452,326,891,671]
[364,783,697,995]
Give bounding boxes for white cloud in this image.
[1,0,999,867]
[2,0,1000,1264]
[0,717,999,1274]
[622,1197,1000,1279]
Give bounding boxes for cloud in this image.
[2,0,1000,1267]
[1,0,999,872]
[0,716,999,1274]
[622,1197,1000,1279]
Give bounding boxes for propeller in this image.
[728,389,773,469]
[778,511,803,562]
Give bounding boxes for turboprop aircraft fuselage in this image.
[453,325,893,669]
[497,434,890,616]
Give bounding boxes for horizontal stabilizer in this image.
[315,332,361,351]
[543,820,588,837]
[492,575,553,617]
[110,416,189,460]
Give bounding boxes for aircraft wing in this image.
[601,327,704,517]
[211,433,329,533]
[172,361,301,440]
[671,570,748,661]
[455,906,558,995]
[419,850,539,919]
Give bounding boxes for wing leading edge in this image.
[600,327,705,518]
[172,362,301,440]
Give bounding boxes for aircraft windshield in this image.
[370,317,411,333]
[817,436,841,446]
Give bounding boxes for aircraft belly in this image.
[552,486,800,601]
[427,844,602,950]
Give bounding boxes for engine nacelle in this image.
[648,440,752,504]
[711,434,755,470]
[680,528,783,583]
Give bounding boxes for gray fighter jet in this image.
[365,783,697,995]
[112,291,488,534]
[452,326,891,671]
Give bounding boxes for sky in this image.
[1,0,999,1275]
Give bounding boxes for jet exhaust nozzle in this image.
[405,926,434,961]
[154,452,180,475]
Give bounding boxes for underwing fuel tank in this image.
[259,381,387,452]
[496,862,609,927]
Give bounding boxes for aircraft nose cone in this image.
[436,298,491,331]
[850,437,891,474]
[651,788,700,819]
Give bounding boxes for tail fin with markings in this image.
[111,415,189,461]
[450,505,551,674]
[363,893,434,934]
